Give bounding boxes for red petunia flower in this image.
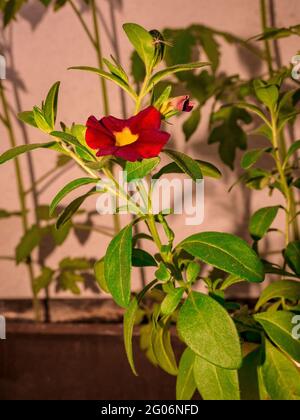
[85,106,171,162]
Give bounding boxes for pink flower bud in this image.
[170,96,194,112]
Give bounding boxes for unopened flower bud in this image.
[159,95,195,118]
[150,29,166,68]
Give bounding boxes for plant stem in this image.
[68,0,96,48]
[271,112,293,245]
[147,214,162,251]
[0,81,41,321]
[261,0,299,242]
[91,0,110,116]
[260,0,274,76]
[92,0,123,234]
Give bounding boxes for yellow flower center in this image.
[114,127,139,147]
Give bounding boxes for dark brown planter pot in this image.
[0,299,182,400]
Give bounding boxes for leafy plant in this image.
[1,0,300,401]
[0,0,123,320]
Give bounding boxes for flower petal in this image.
[115,145,143,162]
[135,129,170,159]
[101,115,127,133]
[129,106,162,133]
[86,116,114,150]
[96,146,118,157]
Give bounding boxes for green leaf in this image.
[59,257,91,271]
[33,106,52,132]
[153,85,172,109]
[140,323,157,366]
[130,51,146,85]
[239,349,261,401]
[176,348,196,400]
[18,111,37,128]
[3,0,25,27]
[147,62,210,92]
[152,320,178,375]
[36,205,55,221]
[59,271,84,295]
[262,340,300,400]
[50,131,95,160]
[53,0,67,11]
[179,232,265,283]
[233,102,270,126]
[103,57,129,84]
[183,107,201,142]
[249,206,280,241]
[163,28,196,71]
[153,160,221,180]
[104,225,133,308]
[132,249,157,267]
[124,297,139,376]
[241,148,272,170]
[220,274,245,291]
[285,241,300,276]
[0,142,56,165]
[284,140,300,167]
[56,190,95,229]
[43,81,60,129]
[194,355,240,400]
[125,158,160,182]
[186,261,200,284]
[150,29,166,67]
[208,106,252,169]
[155,262,171,282]
[279,111,300,132]
[163,150,202,182]
[161,287,184,316]
[33,267,54,296]
[177,292,242,369]
[123,23,155,72]
[255,311,300,363]
[16,225,49,264]
[196,27,220,72]
[293,179,300,189]
[71,124,86,146]
[263,263,300,280]
[50,222,71,246]
[257,363,270,400]
[254,82,279,110]
[94,259,109,293]
[50,177,98,216]
[254,27,294,41]
[69,66,137,100]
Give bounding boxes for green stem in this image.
[134,73,169,261]
[261,0,299,242]
[0,82,41,321]
[134,73,151,114]
[260,0,274,76]
[91,0,123,234]
[68,0,96,48]
[91,0,110,116]
[68,0,121,234]
[260,0,300,240]
[147,214,162,251]
[271,112,293,245]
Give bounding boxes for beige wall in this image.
[0,0,299,298]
